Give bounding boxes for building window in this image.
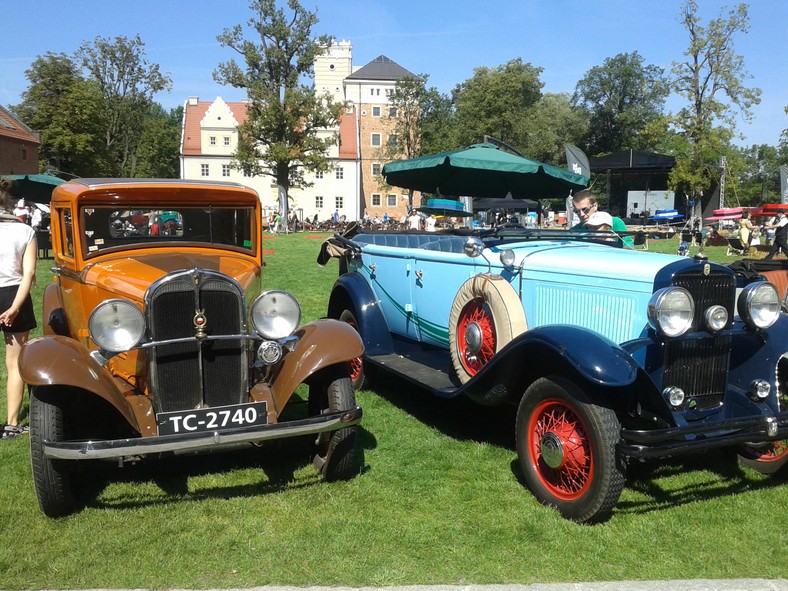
[201,164,209,177]
[316,170,324,179]
[372,163,381,176]
[335,196,344,210]
[20,147,27,161]
[222,164,230,177]
[210,136,216,145]
[316,196,324,208]
[335,167,344,180]
[372,193,381,207]
[372,106,381,117]
[223,136,230,146]
[389,106,398,117]
[387,193,397,207]
[371,133,381,147]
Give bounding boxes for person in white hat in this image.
[585,211,613,232]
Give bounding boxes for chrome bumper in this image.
[43,406,362,461]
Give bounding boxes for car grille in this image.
[662,268,736,410]
[147,270,247,413]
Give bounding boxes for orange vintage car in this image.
[20,178,363,517]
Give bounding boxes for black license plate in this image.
[157,402,268,436]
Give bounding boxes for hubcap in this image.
[464,322,483,354]
[540,432,565,469]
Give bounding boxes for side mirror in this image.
[463,237,484,258]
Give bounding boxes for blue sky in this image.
[2,0,786,147]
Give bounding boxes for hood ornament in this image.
[193,310,207,339]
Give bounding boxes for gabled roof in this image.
[181,97,249,155]
[589,149,675,173]
[0,105,40,144]
[346,55,419,82]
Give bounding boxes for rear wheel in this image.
[30,388,78,518]
[738,440,788,475]
[308,365,358,481]
[515,377,625,523]
[339,308,370,390]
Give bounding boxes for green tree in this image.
[669,0,761,201]
[12,52,108,176]
[78,34,172,176]
[213,0,344,221]
[452,58,543,148]
[519,93,588,166]
[135,105,183,178]
[573,51,668,155]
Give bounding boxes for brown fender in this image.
[19,335,140,430]
[271,319,364,410]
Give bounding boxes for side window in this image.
[61,208,74,258]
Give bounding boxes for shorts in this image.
[0,284,37,333]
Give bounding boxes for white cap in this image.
[586,211,613,227]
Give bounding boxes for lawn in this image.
[0,231,785,589]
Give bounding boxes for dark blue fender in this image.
[327,272,393,356]
[505,324,640,386]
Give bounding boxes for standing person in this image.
[407,210,421,230]
[425,213,437,232]
[0,180,37,439]
[738,211,753,248]
[571,188,633,248]
[764,212,788,259]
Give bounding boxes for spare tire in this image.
[448,274,527,383]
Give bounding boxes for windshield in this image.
[80,206,256,256]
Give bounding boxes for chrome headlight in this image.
[648,287,694,337]
[88,299,145,352]
[499,249,516,267]
[250,290,301,339]
[738,282,780,330]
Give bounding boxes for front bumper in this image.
[619,411,788,459]
[43,406,362,461]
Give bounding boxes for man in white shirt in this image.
[407,211,421,230]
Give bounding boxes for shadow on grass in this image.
[366,370,516,451]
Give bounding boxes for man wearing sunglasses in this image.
[571,188,633,247]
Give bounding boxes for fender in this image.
[327,272,393,356]
[461,324,640,405]
[271,318,364,408]
[19,335,140,429]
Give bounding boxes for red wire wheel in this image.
[527,398,593,500]
[516,377,625,523]
[456,298,497,376]
[339,308,368,390]
[448,274,527,384]
[738,439,788,475]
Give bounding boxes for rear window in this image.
[80,206,256,256]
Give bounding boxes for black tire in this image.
[515,376,625,523]
[308,365,358,481]
[29,388,78,518]
[737,440,788,475]
[339,308,371,390]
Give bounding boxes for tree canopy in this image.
[214,0,344,218]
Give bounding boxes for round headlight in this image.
[738,282,780,330]
[88,299,145,352]
[704,304,729,332]
[250,290,301,339]
[648,287,694,337]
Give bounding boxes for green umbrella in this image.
[1,173,66,204]
[382,143,588,199]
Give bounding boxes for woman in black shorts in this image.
[0,180,37,440]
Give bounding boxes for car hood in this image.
[82,252,261,302]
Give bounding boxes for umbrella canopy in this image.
[382,143,588,199]
[472,196,540,211]
[1,173,66,204]
[418,198,474,217]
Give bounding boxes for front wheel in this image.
[738,440,788,475]
[515,377,625,523]
[308,365,358,481]
[339,308,370,390]
[30,388,78,518]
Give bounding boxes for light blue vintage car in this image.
[321,226,788,522]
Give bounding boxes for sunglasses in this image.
[573,204,596,215]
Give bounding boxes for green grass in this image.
[0,232,786,589]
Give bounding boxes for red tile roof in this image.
[181,98,249,155]
[0,105,40,144]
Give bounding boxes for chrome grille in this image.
[147,271,247,413]
[662,269,735,410]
